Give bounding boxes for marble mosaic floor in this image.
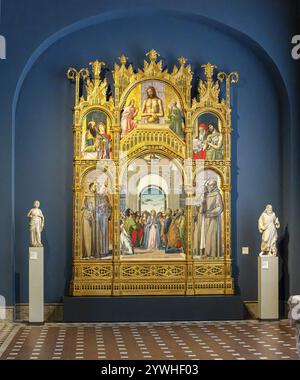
[0,320,298,360]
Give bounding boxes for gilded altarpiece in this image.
[67,50,238,296]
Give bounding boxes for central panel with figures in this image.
[67,50,238,296]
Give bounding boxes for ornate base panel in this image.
[71,260,233,296]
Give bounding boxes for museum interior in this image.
[0,0,300,363]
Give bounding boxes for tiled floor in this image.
[0,320,298,360]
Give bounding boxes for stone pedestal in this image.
[288,295,300,359]
[258,256,278,319]
[29,247,44,323]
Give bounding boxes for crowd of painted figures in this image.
[120,208,186,255]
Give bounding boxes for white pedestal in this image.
[29,247,44,323]
[258,256,279,319]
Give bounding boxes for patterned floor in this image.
[0,320,298,360]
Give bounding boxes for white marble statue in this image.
[288,296,300,359]
[258,204,280,256]
[27,201,44,247]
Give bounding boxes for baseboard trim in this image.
[1,300,288,323]
[1,304,63,323]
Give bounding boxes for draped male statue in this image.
[258,204,280,256]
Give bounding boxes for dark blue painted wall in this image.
[0,0,299,306]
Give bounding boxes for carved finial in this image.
[178,56,187,67]
[89,60,105,78]
[67,67,78,81]
[146,49,160,62]
[201,63,217,80]
[119,55,128,66]
[217,71,239,107]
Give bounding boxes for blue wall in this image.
[1,0,299,306]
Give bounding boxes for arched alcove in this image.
[13,10,289,304]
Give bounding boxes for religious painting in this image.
[81,169,113,260]
[68,51,238,296]
[120,80,185,139]
[119,153,185,259]
[192,170,224,259]
[81,110,112,160]
[193,112,223,160]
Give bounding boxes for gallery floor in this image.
[0,320,298,360]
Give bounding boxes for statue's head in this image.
[265,204,273,215]
[146,86,157,99]
[34,200,40,208]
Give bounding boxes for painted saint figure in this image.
[96,181,112,257]
[203,124,223,160]
[168,101,184,137]
[194,179,224,258]
[193,123,208,159]
[141,86,164,123]
[82,182,96,259]
[27,201,44,247]
[82,181,112,259]
[142,210,162,250]
[121,99,138,137]
[84,121,112,159]
[95,122,112,159]
[84,121,98,151]
[258,204,280,256]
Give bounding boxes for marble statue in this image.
[27,201,44,247]
[258,204,280,256]
[288,295,300,359]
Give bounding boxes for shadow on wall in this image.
[279,225,290,316]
